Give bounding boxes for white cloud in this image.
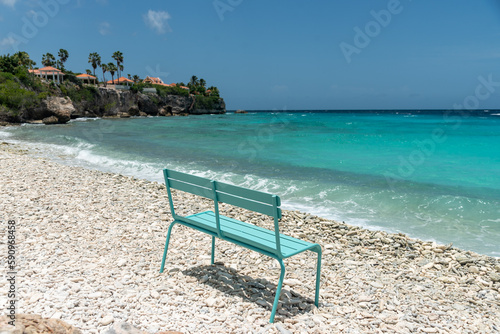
[99,21,111,35]
[144,9,171,34]
[0,0,17,7]
[0,36,17,50]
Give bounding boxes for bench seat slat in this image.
[216,182,280,206]
[186,211,314,258]
[216,192,277,217]
[166,170,213,188]
[168,179,214,200]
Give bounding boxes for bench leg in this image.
[211,236,215,265]
[270,259,286,323]
[160,222,177,273]
[315,248,322,307]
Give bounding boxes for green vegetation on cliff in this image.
[0,54,47,120]
[154,84,190,98]
[130,82,190,97]
[0,55,99,122]
[187,75,220,97]
[194,95,222,110]
[0,72,37,117]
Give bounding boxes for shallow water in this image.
[2,110,499,256]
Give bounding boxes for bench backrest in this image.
[164,169,283,254]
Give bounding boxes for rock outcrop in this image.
[45,96,75,123]
[12,87,226,124]
[23,96,76,124]
[70,88,225,121]
[42,115,59,125]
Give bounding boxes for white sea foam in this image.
[6,139,164,183]
[74,150,165,182]
[69,117,100,122]
[0,129,13,139]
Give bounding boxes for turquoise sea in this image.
[1,110,499,257]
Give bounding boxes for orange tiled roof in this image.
[76,73,96,79]
[117,76,133,83]
[107,76,134,84]
[38,66,64,73]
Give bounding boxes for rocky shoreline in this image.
[0,87,226,126]
[0,143,499,333]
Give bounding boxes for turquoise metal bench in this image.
[159,169,322,323]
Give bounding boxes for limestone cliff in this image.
[69,87,226,121]
[7,87,226,124]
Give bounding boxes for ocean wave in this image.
[73,149,165,182]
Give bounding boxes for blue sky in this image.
[1,0,500,110]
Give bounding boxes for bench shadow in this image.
[182,263,316,319]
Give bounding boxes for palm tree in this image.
[107,62,117,84]
[207,86,220,97]
[57,49,69,70]
[13,51,35,69]
[189,75,198,87]
[86,69,92,75]
[199,78,206,89]
[112,51,123,79]
[132,74,140,84]
[101,63,109,86]
[88,52,101,77]
[41,53,56,67]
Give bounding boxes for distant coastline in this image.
[228,109,500,116]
